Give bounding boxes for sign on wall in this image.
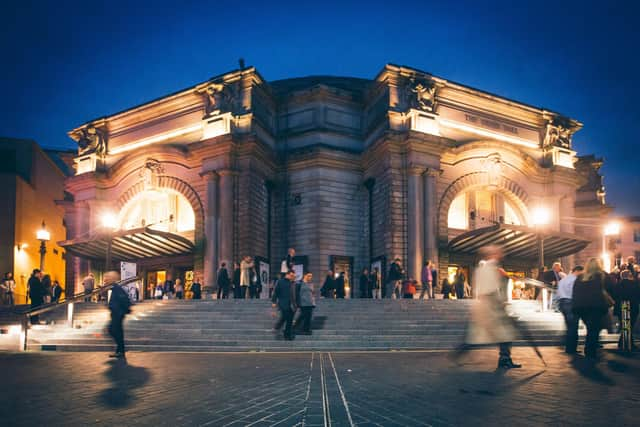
[259,261,270,300]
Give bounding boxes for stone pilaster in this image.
[201,171,219,289]
[423,168,439,268]
[218,169,236,267]
[73,202,90,295]
[407,166,425,282]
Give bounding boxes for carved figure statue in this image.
[408,78,437,112]
[203,83,227,117]
[543,121,572,149]
[78,125,107,157]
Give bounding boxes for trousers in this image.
[109,312,126,354]
[558,299,578,353]
[275,308,295,339]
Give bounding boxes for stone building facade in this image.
[61,64,609,297]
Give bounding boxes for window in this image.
[119,189,195,233]
[634,229,640,243]
[504,199,522,225]
[448,193,467,229]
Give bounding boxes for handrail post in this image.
[20,317,29,351]
[67,302,75,328]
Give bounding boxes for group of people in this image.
[382,259,469,300]
[216,256,262,299]
[0,270,62,310]
[554,256,640,359]
[271,270,316,340]
[152,276,198,300]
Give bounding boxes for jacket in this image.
[240,260,254,286]
[272,278,297,311]
[28,276,45,304]
[572,273,613,312]
[109,285,132,317]
[296,281,315,307]
[388,263,403,281]
[217,268,230,288]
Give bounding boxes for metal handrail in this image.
[23,276,140,318]
[18,276,140,351]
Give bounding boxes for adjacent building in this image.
[0,138,70,303]
[59,64,610,298]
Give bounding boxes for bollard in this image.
[67,302,74,328]
[621,300,632,352]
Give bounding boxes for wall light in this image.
[101,212,119,231]
[531,207,551,227]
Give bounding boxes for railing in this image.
[18,276,140,351]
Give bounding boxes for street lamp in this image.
[36,220,51,271]
[101,213,118,270]
[602,221,621,272]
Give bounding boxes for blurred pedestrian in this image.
[454,268,466,300]
[572,258,615,360]
[175,279,184,299]
[107,271,130,359]
[28,269,45,324]
[420,260,434,299]
[335,272,346,299]
[441,278,452,299]
[386,258,404,299]
[82,273,95,302]
[556,265,584,354]
[217,263,230,299]
[191,277,202,300]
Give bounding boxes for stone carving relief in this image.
[199,81,240,118]
[139,159,164,190]
[481,153,502,186]
[407,77,438,113]
[77,125,107,157]
[543,117,573,149]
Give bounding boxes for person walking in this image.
[2,272,15,306]
[454,268,466,300]
[191,277,202,300]
[359,268,371,298]
[154,283,164,299]
[51,280,63,303]
[441,278,452,299]
[453,246,521,369]
[272,270,298,340]
[107,272,131,359]
[296,272,316,334]
[335,272,346,299]
[82,273,95,302]
[556,265,584,354]
[163,275,175,299]
[321,270,335,298]
[217,263,231,299]
[232,262,241,299]
[572,258,615,360]
[175,279,184,299]
[420,261,433,299]
[386,258,404,299]
[248,264,260,299]
[28,269,45,324]
[371,268,381,299]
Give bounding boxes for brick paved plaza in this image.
[0,348,639,426]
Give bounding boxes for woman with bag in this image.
[572,258,615,360]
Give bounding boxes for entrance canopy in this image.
[448,223,590,261]
[59,227,195,262]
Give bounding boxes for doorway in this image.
[330,255,354,298]
[146,270,166,299]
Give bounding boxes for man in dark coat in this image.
[28,269,45,324]
[217,263,230,299]
[191,277,202,300]
[51,280,63,303]
[232,262,241,299]
[163,276,175,299]
[386,258,404,298]
[272,270,298,340]
[107,272,131,358]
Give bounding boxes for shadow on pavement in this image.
[569,356,615,386]
[98,358,151,408]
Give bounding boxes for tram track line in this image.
[328,352,355,427]
[320,352,331,427]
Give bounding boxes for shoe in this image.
[109,352,125,358]
[498,358,522,369]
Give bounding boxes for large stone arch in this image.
[437,171,530,238]
[116,175,205,242]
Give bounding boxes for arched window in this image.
[119,189,195,233]
[448,189,524,230]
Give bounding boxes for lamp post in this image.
[602,221,621,272]
[101,213,118,271]
[36,220,51,271]
[531,207,551,311]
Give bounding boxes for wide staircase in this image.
[8,299,618,352]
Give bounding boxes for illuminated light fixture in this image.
[531,207,551,226]
[36,221,51,242]
[16,243,28,251]
[101,212,119,230]
[108,123,204,155]
[438,118,539,148]
[604,222,620,236]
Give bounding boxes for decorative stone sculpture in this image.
[77,125,107,157]
[408,78,437,113]
[543,117,573,149]
[140,159,164,190]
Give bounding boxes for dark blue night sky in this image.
[1,0,638,214]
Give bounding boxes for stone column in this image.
[407,166,425,283]
[423,168,439,267]
[73,202,90,296]
[202,171,219,290]
[218,169,236,268]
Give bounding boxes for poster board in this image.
[257,258,270,300]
